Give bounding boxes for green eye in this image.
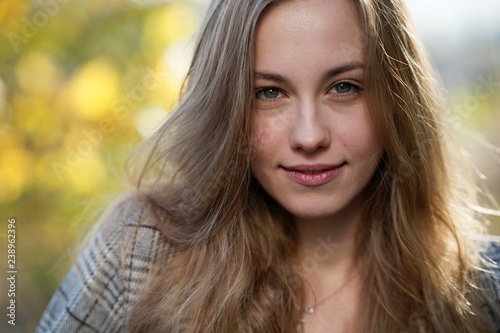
[257,87,281,99]
[332,82,353,94]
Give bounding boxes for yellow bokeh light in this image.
[66,152,106,194]
[65,58,121,121]
[0,125,25,150]
[164,40,194,81]
[143,3,200,51]
[134,107,168,138]
[0,0,29,31]
[143,63,182,111]
[0,146,35,202]
[15,51,62,97]
[11,93,64,141]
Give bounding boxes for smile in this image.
[281,163,345,186]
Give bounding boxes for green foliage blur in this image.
[0,0,498,332]
[0,0,206,331]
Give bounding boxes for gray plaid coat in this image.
[36,195,500,332]
[36,195,167,333]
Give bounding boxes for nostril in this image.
[290,129,330,152]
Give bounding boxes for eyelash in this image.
[255,81,363,103]
[329,82,363,97]
[255,87,284,101]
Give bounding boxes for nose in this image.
[289,100,330,153]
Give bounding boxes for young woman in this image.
[37,0,500,332]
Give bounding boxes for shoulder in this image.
[98,191,168,264]
[477,234,500,284]
[471,234,500,330]
[481,235,500,259]
[82,191,169,283]
[472,234,500,274]
[36,191,171,333]
[472,234,500,293]
[472,233,500,257]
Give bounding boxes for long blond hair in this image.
[123,0,496,331]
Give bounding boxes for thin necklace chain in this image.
[303,271,359,315]
[297,272,359,331]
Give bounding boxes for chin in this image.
[282,204,342,222]
[278,193,362,223]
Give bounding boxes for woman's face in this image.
[251,0,382,223]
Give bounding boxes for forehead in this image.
[255,0,364,72]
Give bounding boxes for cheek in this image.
[362,114,383,154]
[250,114,277,155]
[250,117,269,171]
[250,122,264,159]
[250,142,269,183]
[341,109,381,153]
[250,113,287,176]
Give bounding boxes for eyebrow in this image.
[254,62,365,84]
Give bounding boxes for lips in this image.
[281,163,345,186]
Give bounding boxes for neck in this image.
[294,213,359,277]
[293,198,364,304]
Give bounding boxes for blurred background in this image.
[0,0,498,331]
